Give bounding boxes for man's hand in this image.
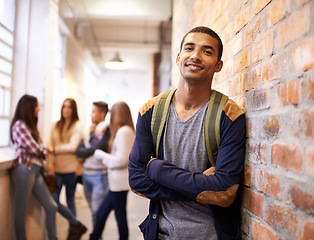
[95,125,105,138]
[49,168,55,177]
[203,167,216,176]
[89,123,97,133]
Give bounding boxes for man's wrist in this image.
[146,158,163,182]
[146,157,156,168]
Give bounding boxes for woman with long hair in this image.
[90,102,135,240]
[47,98,87,239]
[10,94,58,240]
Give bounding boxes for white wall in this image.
[94,55,153,126]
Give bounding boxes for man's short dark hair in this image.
[180,26,223,61]
[93,101,108,114]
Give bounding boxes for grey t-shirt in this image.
[158,99,218,240]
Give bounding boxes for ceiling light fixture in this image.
[105,52,128,70]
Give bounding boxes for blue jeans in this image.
[90,190,129,240]
[11,164,58,240]
[51,192,78,226]
[54,172,77,218]
[82,174,108,226]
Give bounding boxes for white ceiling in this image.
[62,0,172,20]
[59,0,173,71]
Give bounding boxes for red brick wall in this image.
[172,0,314,239]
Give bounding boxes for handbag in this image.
[40,167,59,193]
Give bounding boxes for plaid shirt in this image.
[12,120,47,169]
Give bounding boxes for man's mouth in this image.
[185,62,204,71]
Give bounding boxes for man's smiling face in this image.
[176,32,223,85]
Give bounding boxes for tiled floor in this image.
[56,184,149,240]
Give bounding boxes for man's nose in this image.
[190,50,201,60]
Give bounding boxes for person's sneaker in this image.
[67,222,87,240]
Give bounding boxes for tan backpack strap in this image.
[151,89,176,158]
[204,90,229,167]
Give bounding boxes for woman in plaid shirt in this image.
[10,94,58,240]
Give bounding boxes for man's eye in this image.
[204,50,213,55]
[184,47,193,51]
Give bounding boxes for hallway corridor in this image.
[56,184,149,240]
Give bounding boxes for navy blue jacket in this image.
[129,92,246,240]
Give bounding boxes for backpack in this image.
[151,89,228,167]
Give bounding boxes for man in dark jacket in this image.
[128,26,246,240]
[76,101,110,226]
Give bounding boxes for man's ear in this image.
[215,60,223,72]
[176,53,180,66]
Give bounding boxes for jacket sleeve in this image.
[146,103,246,207]
[128,108,189,201]
[76,139,95,158]
[54,122,83,154]
[94,126,134,169]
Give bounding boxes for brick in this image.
[191,1,213,25]
[235,6,250,33]
[248,142,268,164]
[213,13,228,33]
[228,76,241,97]
[260,144,268,163]
[256,169,281,199]
[243,188,264,218]
[266,204,297,237]
[287,78,304,104]
[221,58,233,79]
[234,94,246,109]
[241,70,249,92]
[247,117,261,140]
[299,218,314,240]
[252,88,269,110]
[304,108,314,138]
[222,0,233,9]
[295,0,311,6]
[277,83,287,104]
[290,110,303,138]
[252,33,274,64]
[213,73,222,86]
[241,209,252,236]
[250,65,261,89]
[307,77,314,100]
[252,219,277,240]
[228,0,242,18]
[305,147,314,177]
[227,33,243,59]
[221,81,229,94]
[244,165,253,187]
[263,117,279,136]
[222,23,233,44]
[284,208,298,237]
[210,1,223,24]
[235,49,251,72]
[271,143,303,172]
[290,185,314,214]
[253,0,272,15]
[247,120,253,138]
[262,54,285,83]
[244,14,263,46]
[266,203,285,228]
[292,38,314,72]
[266,0,290,27]
[277,7,310,49]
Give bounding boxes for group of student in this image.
[10,26,247,240]
[10,95,134,240]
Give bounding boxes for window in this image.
[0,0,15,147]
